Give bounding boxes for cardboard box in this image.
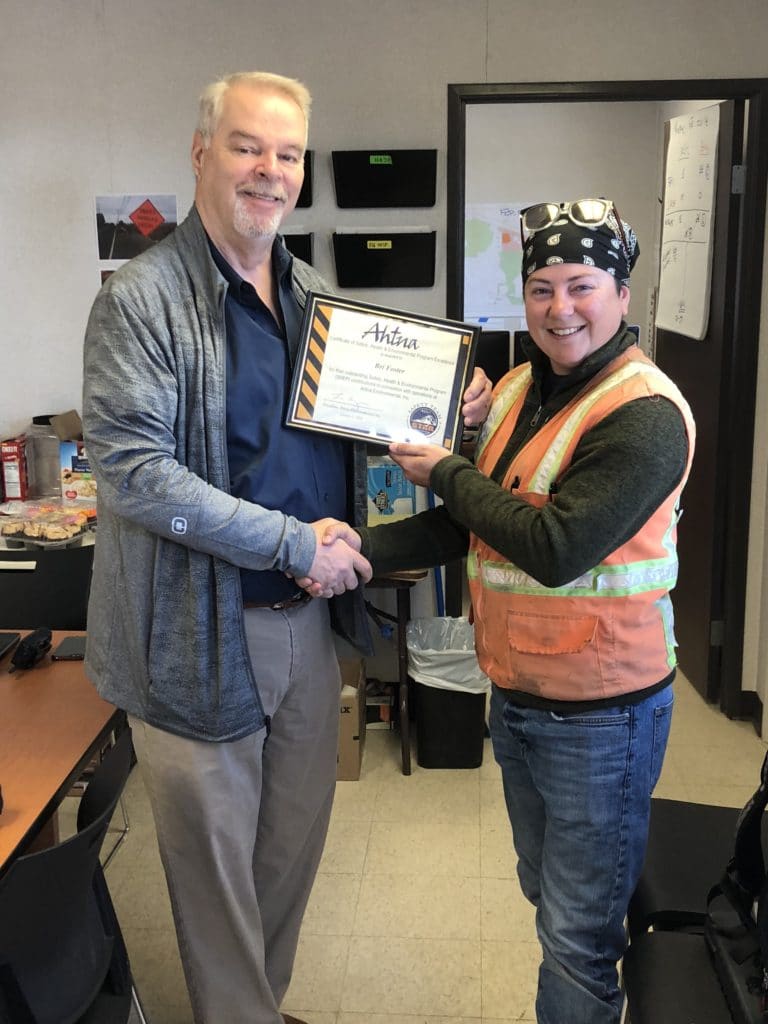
[337,657,366,781]
[50,409,84,442]
[60,440,97,503]
[367,456,416,526]
[1,435,31,501]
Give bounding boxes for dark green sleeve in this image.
[357,504,469,575]
[429,396,690,587]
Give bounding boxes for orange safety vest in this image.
[468,345,696,702]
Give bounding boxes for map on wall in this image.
[655,104,720,340]
[464,202,528,332]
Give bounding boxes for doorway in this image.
[445,79,768,720]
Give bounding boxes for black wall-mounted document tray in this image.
[331,150,437,208]
[295,150,314,208]
[283,232,313,264]
[332,231,436,287]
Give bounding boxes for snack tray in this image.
[3,529,91,550]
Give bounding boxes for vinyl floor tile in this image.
[353,872,482,940]
[331,775,382,821]
[373,768,480,824]
[281,1014,336,1024]
[340,936,482,1017]
[481,877,537,941]
[480,825,517,879]
[100,672,765,1024]
[131,1001,191,1024]
[319,818,372,874]
[122,925,190,1016]
[479,737,500,780]
[678,779,760,807]
[665,736,764,787]
[651,753,688,798]
[111,870,177,930]
[481,939,540,1020]
[364,819,481,876]
[339,1016,482,1024]
[480,779,508,828]
[302,872,362,935]
[282,933,351,1013]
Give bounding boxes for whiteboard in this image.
[655,103,720,340]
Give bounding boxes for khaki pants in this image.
[131,598,340,1024]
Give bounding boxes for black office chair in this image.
[628,796,768,937]
[624,800,745,1021]
[0,728,144,1024]
[0,544,94,630]
[624,781,768,1021]
[628,797,746,936]
[623,929,734,1023]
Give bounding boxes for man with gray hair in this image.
[83,71,491,1023]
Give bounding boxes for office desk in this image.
[365,570,428,776]
[0,630,120,873]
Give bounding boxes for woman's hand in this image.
[461,366,493,426]
[388,442,452,488]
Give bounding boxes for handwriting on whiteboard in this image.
[655,104,720,341]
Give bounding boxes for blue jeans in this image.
[489,682,674,1024]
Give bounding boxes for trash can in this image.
[406,617,490,769]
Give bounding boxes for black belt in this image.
[243,591,313,611]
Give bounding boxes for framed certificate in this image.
[286,293,480,452]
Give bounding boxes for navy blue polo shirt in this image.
[210,239,347,604]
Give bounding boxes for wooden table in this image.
[365,570,428,775]
[0,630,120,873]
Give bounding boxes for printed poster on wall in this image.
[95,194,178,282]
[655,104,720,340]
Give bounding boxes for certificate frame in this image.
[286,292,480,452]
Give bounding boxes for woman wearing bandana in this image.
[307,200,695,1023]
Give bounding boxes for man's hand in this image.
[294,521,365,598]
[295,519,372,599]
[388,442,452,488]
[462,366,493,426]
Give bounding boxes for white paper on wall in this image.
[655,104,720,341]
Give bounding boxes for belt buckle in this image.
[271,591,310,610]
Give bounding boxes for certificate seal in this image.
[408,405,440,437]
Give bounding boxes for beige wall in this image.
[2,0,767,709]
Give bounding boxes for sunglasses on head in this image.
[520,198,629,256]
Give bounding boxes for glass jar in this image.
[27,415,62,499]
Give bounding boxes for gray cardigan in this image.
[82,207,371,741]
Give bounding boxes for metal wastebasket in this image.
[406,617,490,769]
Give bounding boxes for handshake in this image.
[290,518,371,600]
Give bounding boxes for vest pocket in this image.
[507,610,598,655]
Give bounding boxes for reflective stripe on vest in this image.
[475,366,532,464]
[524,360,673,495]
[467,547,678,598]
